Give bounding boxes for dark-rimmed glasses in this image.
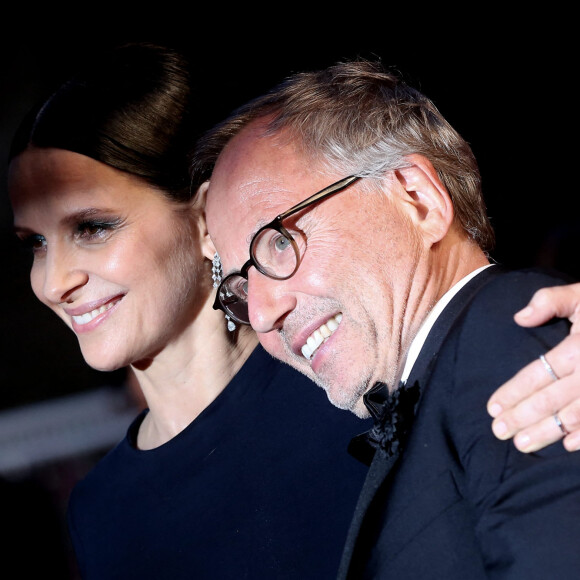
[213,174,361,325]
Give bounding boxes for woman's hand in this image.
[488,283,580,452]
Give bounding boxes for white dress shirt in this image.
[400,264,494,384]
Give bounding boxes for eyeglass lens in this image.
[251,226,303,279]
[219,278,249,322]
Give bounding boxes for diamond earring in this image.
[212,252,222,289]
[212,253,236,332]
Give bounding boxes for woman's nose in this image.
[37,245,89,304]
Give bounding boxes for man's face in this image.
[206,122,425,417]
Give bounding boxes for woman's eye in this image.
[82,224,103,236]
[76,220,120,241]
[20,234,46,253]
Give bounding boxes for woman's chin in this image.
[81,350,128,373]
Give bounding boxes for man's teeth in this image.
[72,301,117,325]
[301,313,342,360]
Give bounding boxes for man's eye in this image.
[274,234,291,251]
[231,277,249,298]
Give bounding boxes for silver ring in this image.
[554,414,569,436]
[539,354,559,381]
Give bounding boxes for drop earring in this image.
[212,252,236,332]
[211,252,222,289]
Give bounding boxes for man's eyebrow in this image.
[247,217,271,239]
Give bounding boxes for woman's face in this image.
[9,148,206,371]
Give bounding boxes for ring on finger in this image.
[554,413,569,436]
[539,354,559,381]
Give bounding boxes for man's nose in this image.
[247,269,297,333]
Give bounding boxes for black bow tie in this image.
[348,380,421,465]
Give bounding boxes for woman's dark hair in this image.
[10,42,199,202]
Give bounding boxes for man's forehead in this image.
[207,177,298,262]
[210,130,308,226]
[212,120,304,189]
[243,179,302,217]
[226,180,301,251]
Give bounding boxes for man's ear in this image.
[393,153,454,244]
[192,180,217,260]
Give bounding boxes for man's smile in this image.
[301,313,342,360]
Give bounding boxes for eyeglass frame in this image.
[212,174,362,325]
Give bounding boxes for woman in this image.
[8,43,369,579]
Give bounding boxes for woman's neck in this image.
[133,311,259,450]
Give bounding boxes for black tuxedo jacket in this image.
[339,267,580,579]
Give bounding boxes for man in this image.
[192,60,580,578]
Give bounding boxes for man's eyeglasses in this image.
[213,174,361,325]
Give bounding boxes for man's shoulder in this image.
[461,267,572,329]
[436,267,573,397]
[475,266,571,298]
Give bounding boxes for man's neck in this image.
[400,263,493,384]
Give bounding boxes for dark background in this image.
[1,15,578,412]
[0,11,577,578]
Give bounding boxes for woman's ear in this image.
[393,153,454,244]
[192,180,217,260]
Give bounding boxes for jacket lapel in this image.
[338,265,503,579]
[406,265,502,387]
